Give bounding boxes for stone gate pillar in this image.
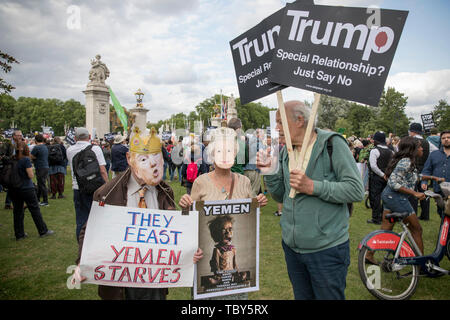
[83,54,110,139]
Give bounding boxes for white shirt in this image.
[412,134,438,152]
[67,141,106,190]
[369,145,391,178]
[126,173,158,209]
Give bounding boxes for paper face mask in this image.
[128,126,164,186]
[213,136,236,170]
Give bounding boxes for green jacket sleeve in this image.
[263,147,285,203]
[312,136,365,204]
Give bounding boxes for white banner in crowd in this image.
[80,202,198,288]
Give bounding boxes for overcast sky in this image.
[1,0,449,125]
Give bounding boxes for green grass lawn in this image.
[0,171,448,300]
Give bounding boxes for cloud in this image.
[384,69,450,122]
[386,69,450,107]
[1,0,448,128]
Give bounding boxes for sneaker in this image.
[40,230,55,238]
[16,233,28,241]
[4,204,12,209]
[39,202,49,207]
[58,194,65,199]
[274,211,282,216]
[50,194,56,199]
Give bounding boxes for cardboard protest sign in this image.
[80,202,198,288]
[269,3,408,106]
[65,128,76,145]
[162,131,172,141]
[421,113,435,133]
[193,198,259,299]
[229,0,314,105]
[104,132,117,142]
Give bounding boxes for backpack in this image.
[0,159,23,189]
[48,144,64,166]
[186,161,199,183]
[72,145,105,194]
[326,136,354,217]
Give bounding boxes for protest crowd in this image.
[1,1,449,303]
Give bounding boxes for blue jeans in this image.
[282,240,350,300]
[163,162,168,180]
[382,186,414,215]
[73,189,93,242]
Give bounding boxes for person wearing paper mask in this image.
[73,126,199,300]
[257,101,364,300]
[179,127,268,300]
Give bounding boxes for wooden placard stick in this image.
[289,93,321,198]
[276,90,295,164]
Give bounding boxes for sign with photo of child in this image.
[194,198,260,299]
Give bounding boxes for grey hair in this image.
[290,102,314,127]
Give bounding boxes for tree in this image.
[195,95,219,128]
[346,103,376,138]
[9,97,85,136]
[236,98,275,130]
[0,93,16,130]
[317,95,351,130]
[375,87,409,136]
[334,117,353,136]
[0,50,19,94]
[432,99,450,132]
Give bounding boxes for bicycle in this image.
[358,181,450,300]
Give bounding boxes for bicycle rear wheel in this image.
[358,246,419,300]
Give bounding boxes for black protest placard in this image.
[65,128,76,145]
[269,3,408,106]
[229,0,314,105]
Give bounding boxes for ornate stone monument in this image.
[83,54,110,139]
[210,103,222,128]
[210,94,238,128]
[130,88,149,131]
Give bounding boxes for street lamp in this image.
[135,88,144,108]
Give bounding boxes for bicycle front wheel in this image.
[358,246,420,300]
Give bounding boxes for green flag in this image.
[108,87,128,132]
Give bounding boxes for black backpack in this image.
[326,136,354,217]
[48,144,64,166]
[72,145,104,194]
[0,159,23,189]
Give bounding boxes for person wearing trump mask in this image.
[73,126,201,300]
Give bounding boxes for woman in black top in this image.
[10,141,54,240]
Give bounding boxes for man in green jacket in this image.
[259,101,364,300]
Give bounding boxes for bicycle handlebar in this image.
[424,190,446,210]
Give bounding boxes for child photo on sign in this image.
[204,215,249,288]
